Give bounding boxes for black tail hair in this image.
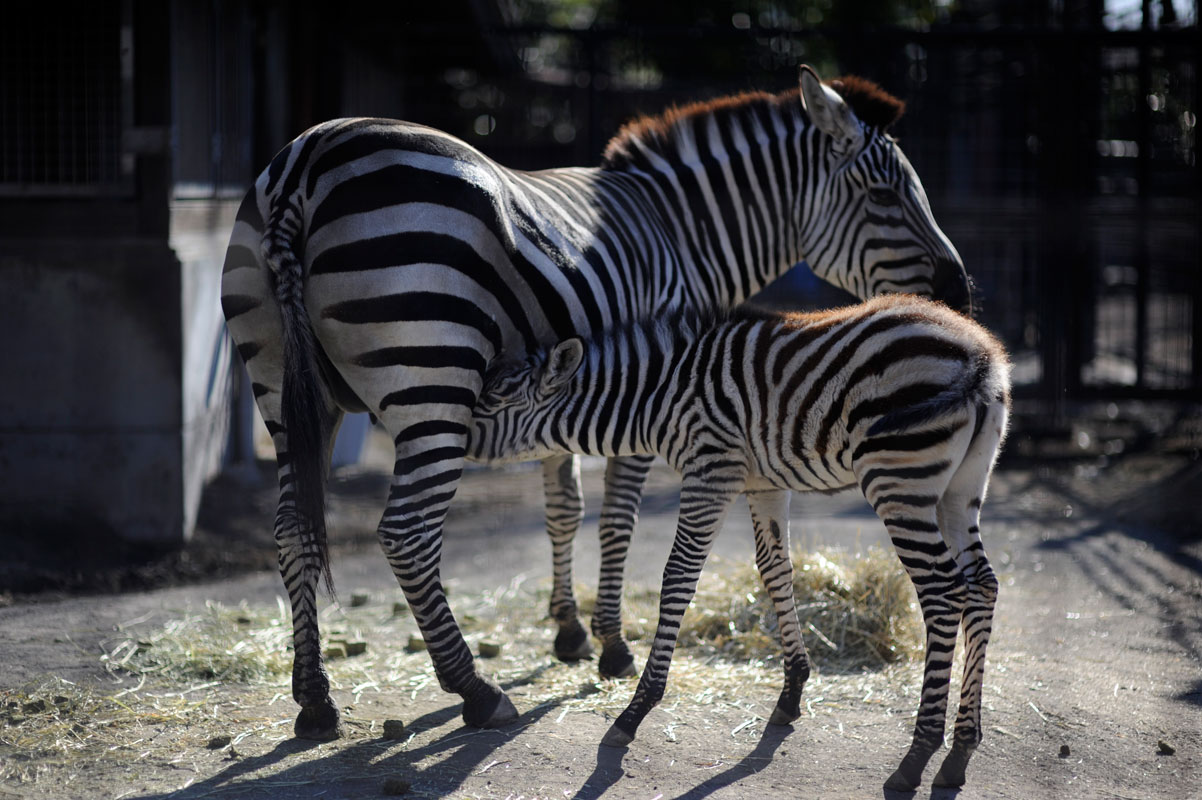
[265,212,336,597]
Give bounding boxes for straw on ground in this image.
[1,547,921,786]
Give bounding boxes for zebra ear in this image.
[541,339,584,392]
[799,65,864,148]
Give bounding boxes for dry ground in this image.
[1,435,1200,799]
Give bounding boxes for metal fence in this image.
[0,3,131,195]
[373,22,1200,408]
[10,7,1195,407]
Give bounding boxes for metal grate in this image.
[171,0,255,198]
[0,3,128,195]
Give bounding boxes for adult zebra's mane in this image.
[601,75,905,170]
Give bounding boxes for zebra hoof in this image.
[931,742,974,787]
[931,766,965,788]
[598,649,638,680]
[462,689,519,729]
[882,770,920,793]
[768,704,800,726]
[554,620,595,662]
[600,723,635,748]
[294,698,343,741]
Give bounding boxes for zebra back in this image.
[471,296,1010,490]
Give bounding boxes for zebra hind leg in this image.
[932,404,1007,788]
[746,489,811,726]
[931,541,995,788]
[881,523,966,792]
[378,428,518,729]
[858,444,969,792]
[542,455,593,662]
[273,407,345,741]
[591,455,654,679]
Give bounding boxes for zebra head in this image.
[468,340,586,464]
[797,66,971,315]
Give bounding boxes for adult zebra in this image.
[470,296,1011,790]
[220,66,969,740]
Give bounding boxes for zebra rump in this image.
[867,350,1001,438]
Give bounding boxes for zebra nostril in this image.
[931,258,973,316]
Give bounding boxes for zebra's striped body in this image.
[471,295,1010,791]
[220,66,970,739]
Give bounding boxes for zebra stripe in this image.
[220,66,970,739]
[470,294,1010,791]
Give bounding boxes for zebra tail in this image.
[264,218,337,598]
[866,352,998,437]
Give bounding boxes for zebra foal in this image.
[470,295,1011,791]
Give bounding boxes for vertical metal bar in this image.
[1135,3,1153,389]
[1194,22,1202,393]
[585,27,600,162]
[1037,36,1069,422]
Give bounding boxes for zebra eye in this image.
[868,187,901,207]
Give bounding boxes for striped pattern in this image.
[471,295,1010,791]
[220,67,970,738]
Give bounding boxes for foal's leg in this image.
[932,403,1008,788]
[880,514,967,791]
[592,454,655,679]
[542,454,592,661]
[601,478,740,747]
[857,428,972,792]
[274,405,346,740]
[746,489,811,725]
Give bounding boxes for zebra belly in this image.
[747,429,859,496]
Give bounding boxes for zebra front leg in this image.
[746,489,811,726]
[592,454,654,679]
[542,455,592,662]
[379,434,518,729]
[601,481,736,747]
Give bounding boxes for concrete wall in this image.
[0,199,236,546]
[0,241,188,544]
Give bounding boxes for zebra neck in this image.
[544,325,696,461]
[607,102,811,310]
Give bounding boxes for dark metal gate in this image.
[355,14,1201,407]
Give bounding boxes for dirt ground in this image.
[2,418,1201,800]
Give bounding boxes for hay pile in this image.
[101,547,918,687]
[673,547,921,670]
